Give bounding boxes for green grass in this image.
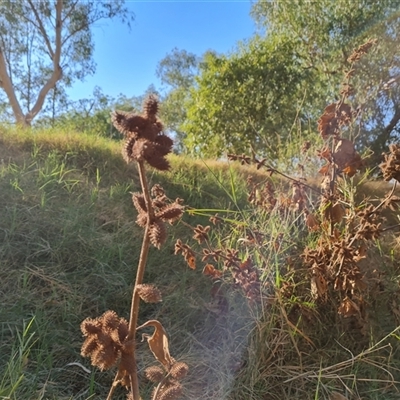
[1,125,399,400]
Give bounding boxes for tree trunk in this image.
[0,0,64,127]
[0,47,28,126]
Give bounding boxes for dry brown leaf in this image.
[318,163,331,176]
[203,264,222,278]
[333,139,363,176]
[318,103,352,139]
[330,203,345,224]
[333,139,355,168]
[338,297,360,318]
[311,271,328,301]
[306,213,319,231]
[186,255,196,270]
[137,320,173,368]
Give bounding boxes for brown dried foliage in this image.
[209,39,400,335]
[380,143,400,182]
[176,224,262,303]
[318,102,352,140]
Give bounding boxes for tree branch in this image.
[26,0,55,60]
[0,47,26,124]
[25,0,63,124]
[61,0,80,24]
[383,105,400,140]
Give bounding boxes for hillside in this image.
[0,126,266,399]
[1,126,400,400]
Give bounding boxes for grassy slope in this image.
[1,126,399,400]
[0,126,267,400]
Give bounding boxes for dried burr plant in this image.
[80,95,187,400]
[177,39,400,341]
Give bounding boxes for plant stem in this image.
[126,160,154,400]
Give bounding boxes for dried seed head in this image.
[92,343,119,371]
[170,362,189,380]
[155,134,174,152]
[111,111,147,136]
[118,321,129,343]
[120,341,136,376]
[145,365,165,382]
[80,335,99,357]
[136,284,163,303]
[102,310,120,331]
[80,318,102,335]
[347,38,377,63]
[136,212,148,228]
[132,138,171,171]
[132,192,147,213]
[158,382,183,400]
[149,219,167,249]
[143,94,159,119]
[156,203,183,224]
[151,184,165,197]
[80,311,129,371]
[122,134,136,163]
[145,148,171,171]
[380,144,400,182]
[193,225,211,244]
[132,137,150,161]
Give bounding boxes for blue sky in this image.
[67,1,257,101]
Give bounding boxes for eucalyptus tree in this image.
[0,0,134,126]
[156,48,200,151]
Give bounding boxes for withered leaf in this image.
[137,320,173,368]
[186,255,196,270]
[330,203,345,224]
[333,139,363,176]
[203,264,222,278]
[311,271,328,301]
[318,163,331,176]
[306,213,319,232]
[318,103,352,139]
[338,297,360,318]
[333,139,355,167]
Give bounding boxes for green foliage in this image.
[156,48,200,151]
[0,319,36,399]
[35,86,162,140]
[182,35,312,158]
[251,0,400,162]
[0,0,134,125]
